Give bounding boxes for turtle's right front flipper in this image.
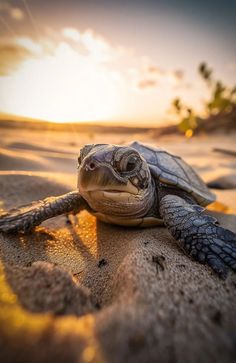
[160,194,236,278]
[0,191,86,234]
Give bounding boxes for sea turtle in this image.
[0,142,236,278]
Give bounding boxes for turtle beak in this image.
[78,158,138,194]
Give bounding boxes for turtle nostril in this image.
[88,162,96,170]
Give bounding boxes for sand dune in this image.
[0,147,50,171]
[0,146,77,174]
[0,125,236,363]
[7,141,76,154]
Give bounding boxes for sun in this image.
[0,40,120,123]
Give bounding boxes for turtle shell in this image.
[130,141,215,207]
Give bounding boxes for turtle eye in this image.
[126,156,137,171]
[120,154,138,172]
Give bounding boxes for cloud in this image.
[0,2,24,21]
[138,79,157,89]
[62,27,81,42]
[0,26,186,98]
[172,69,184,81]
[146,65,165,76]
[0,27,115,76]
[0,25,194,123]
[134,62,185,90]
[0,26,132,78]
[62,27,123,63]
[0,29,124,121]
[0,41,32,75]
[9,7,24,21]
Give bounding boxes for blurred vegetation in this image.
[172,62,236,136]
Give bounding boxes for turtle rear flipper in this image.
[160,194,236,278]
[0,191,85,234]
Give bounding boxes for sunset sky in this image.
[0,0,235,125]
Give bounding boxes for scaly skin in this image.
[160,194,236,278]
[0,191,85,233]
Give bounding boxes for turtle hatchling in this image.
[1,142,236,278]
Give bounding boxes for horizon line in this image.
[0,112,174,129]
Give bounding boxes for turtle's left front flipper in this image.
[160,194,236,278]
[0,191,86,234]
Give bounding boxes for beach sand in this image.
[0,125,236,363]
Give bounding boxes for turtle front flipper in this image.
[0,191,86,234]
[160,195,236,278]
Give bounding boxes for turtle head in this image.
[77,144,153,217]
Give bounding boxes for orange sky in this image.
[0,1,235,125]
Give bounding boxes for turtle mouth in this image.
[87,189,139,202]
[86,185,138,196]
[82,183,140,204]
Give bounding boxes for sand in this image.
[0,125,236,363]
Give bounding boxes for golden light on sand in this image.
[0,262,104,362]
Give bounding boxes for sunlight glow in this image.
[0,27,198,124]
[0,39,119,122]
